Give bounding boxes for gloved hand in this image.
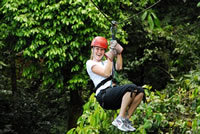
[115,43,123,54]
[110,40,123,54]
[110,40,118,49]
[105,40,123,61]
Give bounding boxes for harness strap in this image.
[94,75,113,91]
[127,86,146,102]
[137,87,146,102]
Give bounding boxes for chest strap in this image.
[94,75,113,91]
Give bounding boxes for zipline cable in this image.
[118,0,161,24]
[89,0,113,25]
[89,0,161,25]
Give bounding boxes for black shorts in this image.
[96,84,145,110]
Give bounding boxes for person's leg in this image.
[111,85,142,132]
[115,92,137,132]
[119,92,136,118]
[126,93,144,119]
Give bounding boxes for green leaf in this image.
[197,106,200,113]
[151,12,157,19]
[154,18,160,28]
[148,14,154,30]
[67,128,75,134]
[0,61,7,67]
[141,11,148,21]
[197,2,200,7]
[143,120,153,129]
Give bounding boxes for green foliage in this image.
[1,0,200,133]
[0,0,129,90]
[197,2,200,7]
[122,0,200,89]
[67,94,119,134]
[68,79,200,133]
[141,10,160,30]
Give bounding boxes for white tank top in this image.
[86,60,112,96]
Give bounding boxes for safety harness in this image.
[94,61,146,103]
[94,75,113,91]
[94,76,146,103]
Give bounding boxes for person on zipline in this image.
[86,36,145,132]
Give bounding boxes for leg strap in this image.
[128,86,146,102]
[101,90,106,108]
[136,86,146,102]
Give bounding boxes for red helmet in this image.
[91,36,108,49]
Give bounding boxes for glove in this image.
[105,40,123,61]
[115,43,123,54]
[110,40,123,54]
[110,40,118,49]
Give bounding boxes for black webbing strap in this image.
[94,75,113,91]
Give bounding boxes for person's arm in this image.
[115,53,123,70]
[91,58,113,77]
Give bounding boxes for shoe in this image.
[125,118,136,131]
[112,117,129,132]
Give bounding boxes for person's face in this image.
[93,46,105,61]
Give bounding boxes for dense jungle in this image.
[0,0,200,133]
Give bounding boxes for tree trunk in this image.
[68,90,84,130]
[11,51,17,97]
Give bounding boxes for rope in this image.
[89,0,161,25]
[118,0,161,24]
[89,0,112,24]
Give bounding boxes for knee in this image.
[138,92,144,98]
[124,91,136,100]
[124,91,132,98]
